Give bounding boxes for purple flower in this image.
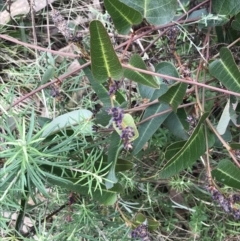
[107,108,135,150]
[207,185,240,219]
[231,194,240,203]
[131,224,150,240]
[233,209,240,220]
[121,126,134,150]
[108,107,124,129]
[108,80,121,96]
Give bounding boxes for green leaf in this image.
[42,109,93,137]
[156,62,187,112]
[94,154,134,172]
[209,48,240,93]
[212,0,240,16]
[160,113,209,178]
[150,84,168,101]
[214,128,232,147]
[104,0,142,35]
[41,163,123,205]
[41,66,55,85]
[212,159,240,189]
[175,108,189,130]
[114,158,134,172]
[229,143,240,150]
[105,132,122,189]
[115,91,126,104]
[119,0,178,25]
[90,20,122,82]
[189,8,208,20]
[165,141,186,160]
[232,13,240,30]
[37,116,51,128]
[138,81,168,101]
[207,130,216,149]
[216,98,238,135]
[159,82,187,113]
[124,54,159,88]
[215,26,225,43]
[133,103,171,155]
[80,59,111,108]
[155,61,179,84]
[164,112,189,140]
[49,177,122,205]
[95,109,112,126]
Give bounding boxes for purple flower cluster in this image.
[108,80,121,96]
[231,194,240,203]
[207,186,240,220]
[131,224,150,240]
[121,126,134,150]
[108,107,135,150]
[108,107,124,129]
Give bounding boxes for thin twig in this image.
[122,64,240,97]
